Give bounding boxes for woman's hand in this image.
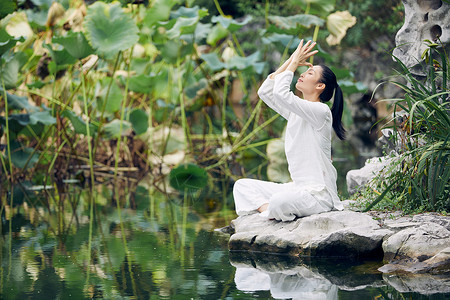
[287,40,318,71]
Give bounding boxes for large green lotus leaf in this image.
[194,22,212,42]
[103,119,131,139]
[144,0,177,27]
[211,15,252,32]
[128,73,153,94]
[170,5,208,19]
[1,51,28,89]
[129,108,148,135]
[262,33,301,49]
[53,32,94,59]
[84,2,139,58]
[0,0,16,19]
[290,0,336,15]
[169,163,208,191]
[268,14,324,30]
[9,141,39,169]
[96,77,123,113]
[0,88,34,111]
[206,23,228,46]
[165,17,199,39]
[62,110,97,136]
[200,53,225,71]
[0,27,24,56]
[226,51,265,74]
[29,111,56,125]
[43,43,77,66]
[30,0,53,9]
[25,9,48,28]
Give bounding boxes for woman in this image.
[233,40,345,221]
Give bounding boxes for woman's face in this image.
[295,65,323,94]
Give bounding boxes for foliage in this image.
[0,0,364,195]
[363,42,450,213]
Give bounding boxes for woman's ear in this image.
[316,82,326,91]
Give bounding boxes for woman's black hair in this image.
[318,64,346,140]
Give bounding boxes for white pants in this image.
[233,178,333,222]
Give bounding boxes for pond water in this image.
[1,182,449,300]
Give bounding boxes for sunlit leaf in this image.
[268,14,324,30]
[326,11,357,46]
[211,15,252,32]
[53,32,94,59]
[144,0,177,27]
[200,53,225,71]
[170,5,208,19]
[206,23,228,46]
[29,111,56,125]
[5,12,34,39]
[169,163,208,191]
[103,119,132,139]
[95,77,123,113]
[1,51,28,89]
[129,108,148,135]
[165,17,199,39]
[84,2,139,58]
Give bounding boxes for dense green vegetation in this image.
[0,0,364,192]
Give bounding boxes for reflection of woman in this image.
[233,40,345,221]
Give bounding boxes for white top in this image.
[257,70,343,210]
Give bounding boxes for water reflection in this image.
[230,252,387,299]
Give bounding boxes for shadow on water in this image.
[1,181,449,299]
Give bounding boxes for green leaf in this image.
[129,108,148,135]
[103,119,131,139]
[53,32,94,60]
[206,23,228,46]
[0,0,16,19]
[0,27,24,56]
[169,163,208,191]
[128,74,153,94]
[62,110,97,135]
[0,89,34,111]
[165,17,199,39]
[29,111,56,125]
[43,43,77,66]
[1,52,28,89]
[289,0,336,15]
[9,141,39,169]
[211,15,252,32]
[84,2,139,58]
[96,77,123,113]
[144,0,177,27]
[170,6,208,19]
[262,33,301,50]
[200,53,225,71]
[268,14,324,30]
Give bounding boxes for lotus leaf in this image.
[84,2,139,58]
[211,15,252,32]
[206,23,228,46]
[268,14,324,30]
[53,32,94,60]
[169,163,208,191]
[103,119,132,139]
[62,110,97,136]
[129,108,148,135]
[144,0,177,27]
[170,6,208,19]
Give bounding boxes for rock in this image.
[393,0,450,75]
[346,156,394,195]
[382,273,450,295]
[229,211,393,259]
[379,222,450,274]
[229,210,450,275]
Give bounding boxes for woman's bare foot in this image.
[257,203,269,213]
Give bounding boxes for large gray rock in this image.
[346,156,394,195]
[394,0,450,75]
[229,211,392,258]
[229,211,450,275]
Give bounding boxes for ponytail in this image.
[318,65,346,140]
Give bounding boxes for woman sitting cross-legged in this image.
[233,39,346,222]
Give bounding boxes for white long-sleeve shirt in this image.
[257,70,343,210]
